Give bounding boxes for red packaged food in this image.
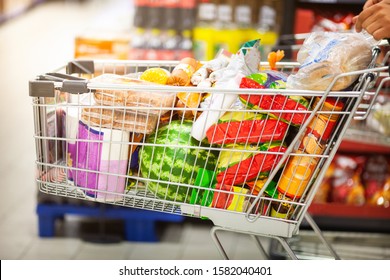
[211,184,250,212]
[216,142,287,186]
[239,77,310,126]
[206,111,289,145]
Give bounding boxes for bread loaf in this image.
[90,74,177,115]
[287,32,373,91]
[81,107,158,134]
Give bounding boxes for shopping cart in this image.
[29,44,389,260]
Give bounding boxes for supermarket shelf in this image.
[340,128,390,154]
[308,203,390,233]
[309,203,390,219]
[269,230,390,260]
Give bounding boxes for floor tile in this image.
[126,242,183,260]
[230,235,272,260]
[21,238,82,259]
[0,235,35,260]
[180,243,223,260]
[74,241,132,260]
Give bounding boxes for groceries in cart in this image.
[32,32,384,225]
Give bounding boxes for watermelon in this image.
[139,120,219,203]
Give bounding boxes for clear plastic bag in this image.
[287,32,374,91]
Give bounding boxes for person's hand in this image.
[352,0,379,23]
[353,0,390,40]
[363,0,382,9]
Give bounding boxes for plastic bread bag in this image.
[286,32,374,91]
[239,74,310,126]
[81,106,158,134]
[216,142,287,186]
[205,110,289,145]
[90,73,177,115]
[191,39,262,141]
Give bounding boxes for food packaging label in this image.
[277,151,318,198]
[66,117,130,202]
[206,110,289,145]
[211,184,250,212]
[216,142,287,186]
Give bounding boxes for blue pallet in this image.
[36,203,185,242]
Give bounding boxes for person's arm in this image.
[354,0,390,40]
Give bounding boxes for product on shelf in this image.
[193,0,219,61]
[366,101,390,137]
[362,155,389,206]
[314,154,390,208]
[128,27,148,60]
[74,32,131,60]
[294,7,357,34]
[193,0,282,61]
[130,0,197,60]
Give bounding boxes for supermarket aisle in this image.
[0,0,260,260]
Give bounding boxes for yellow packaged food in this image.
[140,67,171,85]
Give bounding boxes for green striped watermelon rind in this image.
[139,120,219,203]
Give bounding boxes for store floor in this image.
[0,0,388,260]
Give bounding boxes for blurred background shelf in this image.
[0,0,45,24]
[308,203,390,233]
[309,203,390,220]
[341,129,390,154]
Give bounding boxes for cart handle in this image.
[354,47,390,120]
[29,72,89,97]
